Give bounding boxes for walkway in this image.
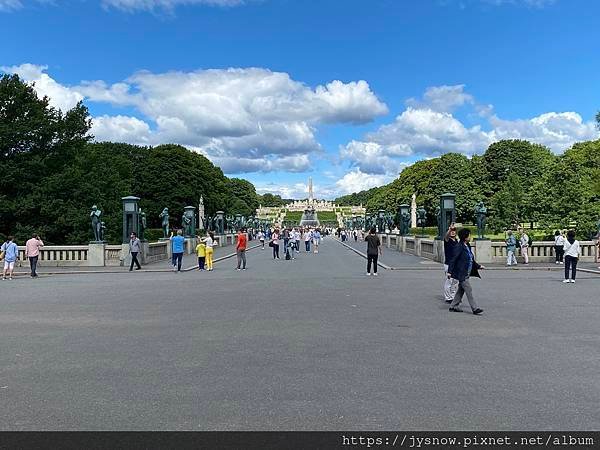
[1,237,599,430]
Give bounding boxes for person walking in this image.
[282,228,290,253]
[365,227,381,276]
[443,226,459,303]
[312,229,321,253]
[257,230,265,250]
[204,232,215,271]
[562,230,580,283]
[554,230,565,264]
[304,228,312,252]
[519,228,530,265]
[170,229,185,272]
[294,228,301,253]
[128,232,142,271]
[447,228,485,315]
[1,236,19,280]
[236,228,248,270]
[24,233,44,278]
[195,238,206,270]
[506,230,517,266]
[270,229,280,259]
[353,229,358,242]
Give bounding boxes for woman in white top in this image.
[519,229,530,265]
[203,232,215,271]
[554,230,565,264]
[562,230,580,283]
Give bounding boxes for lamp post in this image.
[439,193,456,239]
[378,209,385,233]
[398,204,410,236]
[121,196,140,244]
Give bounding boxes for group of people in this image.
[263,227,323,260]
[1,234,44,280]
[505,228,531,265]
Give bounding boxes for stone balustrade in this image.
[15,233,242,268]
[377,234,598,264]
[17,246,89,266]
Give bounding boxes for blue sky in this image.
[2,0,599,198]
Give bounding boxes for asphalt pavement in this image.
[1,237,599,430]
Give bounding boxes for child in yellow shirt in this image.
[196,240,206,271]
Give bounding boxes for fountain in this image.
[299,207,320,227]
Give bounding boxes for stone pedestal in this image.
[88,242,106,267]
[433,239,445,263]
[185,237,197,255]
[474,239,492,264]
[121,243,131,267]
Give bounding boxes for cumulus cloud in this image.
[406,84,474,113]
[339,84,599,179]
[5,64,387,174]
[2,63,84,112]
[334,169,395,196]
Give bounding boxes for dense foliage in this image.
[335,139,600,238]
[0,75,260,244]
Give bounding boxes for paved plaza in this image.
[1,238,599,430]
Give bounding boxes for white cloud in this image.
[489,112,598,152]
[334,169,394,196]
[1,63,84,112]
[5,64,387,174]
[406,84,474,113]
[91,115,153,145]
[340,140,410,175]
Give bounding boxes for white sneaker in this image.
[570,279,575,283]
[373,273,378,277]
[562,279,570,283]
[366,272,371,276]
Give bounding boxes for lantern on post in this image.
[122,196,140,244]
[398,204,410,236]
[438,193,456,239]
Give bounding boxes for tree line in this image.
[336,139,600,238]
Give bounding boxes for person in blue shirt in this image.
[447,228,485,315]
[1,236,19,280]
[170,229,186,272]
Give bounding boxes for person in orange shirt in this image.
[236,228,248,270]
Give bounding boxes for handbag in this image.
[268,241,274,247]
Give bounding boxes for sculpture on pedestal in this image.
[159,208,170,238]
[400,212,411,236]
[99,221,106,242]
[417,207,427,237]
[139,209,147,241]
[475,201,487,239]
[435,206,442,239]
[90,205,103,242]
[181,212,192,237]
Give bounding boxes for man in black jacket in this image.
[447,228,485,315]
